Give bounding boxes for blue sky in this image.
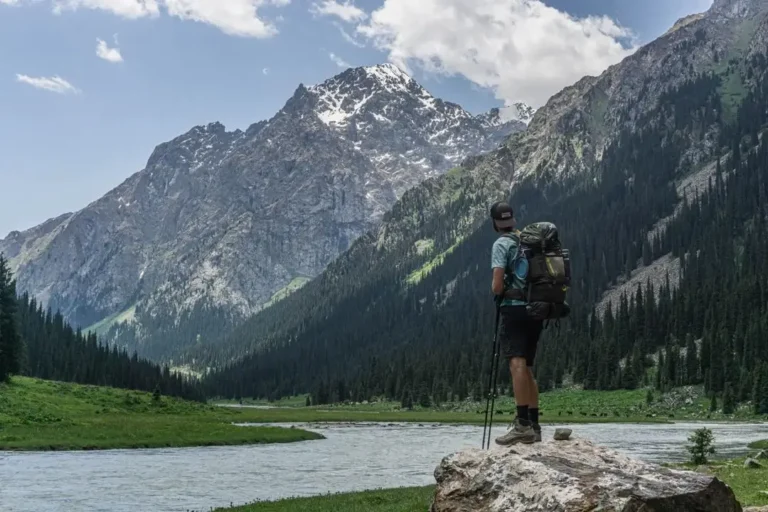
[0,0,713,237]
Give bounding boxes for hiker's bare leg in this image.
[510,357,530,407]
[527,367,539,409]
[495,357,536,445]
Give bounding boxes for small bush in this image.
[688,427,716,465]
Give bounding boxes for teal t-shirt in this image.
[491,233,527,307]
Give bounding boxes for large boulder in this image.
[431,438,742,512]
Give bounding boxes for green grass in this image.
[214,407,668,425]
[674,458,768,508]
[748,439,768,450]
[0,377,322,451]
[218,394,310,408]
[712,460,768,507]
[712,17,761,122]
[406,238,464,285]
[414,239,435,256]
[222,386,767,425]
[218,388,687,425]
[262,277,311,309]
[84,303,137,338]
[217,486,435,512]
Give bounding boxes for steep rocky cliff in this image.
[0,64,523,360]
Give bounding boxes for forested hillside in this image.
[0,255,203,400]
[204,44,768,412]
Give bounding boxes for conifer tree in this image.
[0,256,22,382]
[722,384,735,415]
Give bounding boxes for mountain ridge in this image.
[0,63,523,361]
[196,0,768,380]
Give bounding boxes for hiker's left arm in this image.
[491,240,506,296]
[492,268,505,296]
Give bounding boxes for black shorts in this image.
[498,306,543,366]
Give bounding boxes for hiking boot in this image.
[532,423,542,443]
[495,419,536,446]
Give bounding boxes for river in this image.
[1,421,766,512]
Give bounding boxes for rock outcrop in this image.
[431,439,742,512]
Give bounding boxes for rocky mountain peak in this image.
[306,63,451,128]
[666,12,706,35]
[509,102,537,125]
[474,103,537,130]
[475,107,504,128]
[711,0,768,17]
[0,62,526,360]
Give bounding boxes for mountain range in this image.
[5,0,768,404]
[0,63,525,360]
[200,0,768,406]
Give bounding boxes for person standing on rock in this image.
[489,201,542,445]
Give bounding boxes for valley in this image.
[3,0,768,511]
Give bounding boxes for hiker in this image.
[489,201,542,445]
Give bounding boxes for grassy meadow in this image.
[0,377,322,451]
[217,386,767,425]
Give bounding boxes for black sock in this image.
[516,405,529,423]
[530,408,539,425]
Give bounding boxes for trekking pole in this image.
[486,334,501,450]
[481,304,502,449]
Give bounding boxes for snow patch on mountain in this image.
[496,102,537,125]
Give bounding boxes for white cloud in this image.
[329,52,351,68]
[263,67,270,75]
[336,22,365,47]
[53,0,160,19]
[96,38,123,62]
[312,0,365,23]
[357,0,638,108]
[163,0,284,38]
[16,74,80,94]
[6,0,290,38]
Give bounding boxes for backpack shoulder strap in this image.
[501,231,523,265]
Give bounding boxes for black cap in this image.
[490,202,515,229]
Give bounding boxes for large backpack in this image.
[504,222,571,321]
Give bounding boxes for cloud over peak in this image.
[312,0,365,23]
[329,52,351,68]
[356,0,637,108]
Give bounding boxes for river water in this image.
[1,421,766,512]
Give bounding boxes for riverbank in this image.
[218,387,768,425]
[217,455,768,511]
[216,486,435,512]
[0,377,322,451]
